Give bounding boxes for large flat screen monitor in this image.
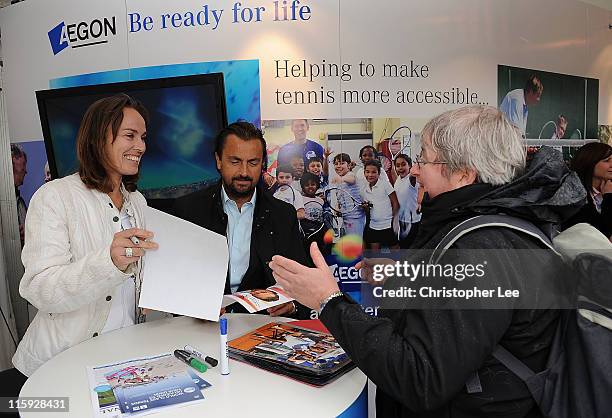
[36,74,227,211]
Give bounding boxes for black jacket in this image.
[564,192,612,239]
[320,147,586,417]
[172,181,311,315]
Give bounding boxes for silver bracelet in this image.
[318,291,343,315]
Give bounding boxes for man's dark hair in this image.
[571,142,612,205]
[333,153,352,164]
[359,145,377,158]
[77,94,149,193]
[214,121,267,161]
[300,172,320,190]
[364,159,381,173]
[276,165,294,177]
[394,153,412,166]
[307,156,323,166]
[524,75,543,94]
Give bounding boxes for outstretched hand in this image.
[269,242,339,310]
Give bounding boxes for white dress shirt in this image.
[500,88,528,137]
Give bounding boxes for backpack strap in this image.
[491,345,536,382]
[430,214,557,265]
[433,215,558,393]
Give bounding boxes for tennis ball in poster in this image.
[332,234,363,262]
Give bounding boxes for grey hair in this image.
[421,105,526,185]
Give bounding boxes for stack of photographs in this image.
[228,322,355,386]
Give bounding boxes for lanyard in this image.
[119,199,146,325]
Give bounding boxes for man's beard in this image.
[224,175,256,198]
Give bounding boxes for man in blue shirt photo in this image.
[277,119,324,168]
[499,74,543,138]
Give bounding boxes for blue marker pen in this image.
[219,317,230,375]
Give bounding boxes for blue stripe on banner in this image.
[49,69,131,88]
[337,386,368,418]
[49,59,261,126]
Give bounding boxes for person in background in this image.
[377,138,398,184]
[499,74,543,137]
[274,165,305,220]
[393,154,422,248]
[548,114,568,154]
[277,119,324,167]
[13,94,157,380]
[270,105,585,417]
[11,143,28,245]
[329,153,366,237]
[551,114,568,140]
[353,145,390,190]
[306,156,328,190]
[290,155,305,192]
[43,161,52,183]
[300,172,324,222]
[361,160,399,249]
[564,142,612,239]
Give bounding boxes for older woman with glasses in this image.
[270,105,585,417]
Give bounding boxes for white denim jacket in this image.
[13,173,146,376]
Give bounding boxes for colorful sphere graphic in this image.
[332,234,363,262]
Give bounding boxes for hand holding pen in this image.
[110,228,158,271]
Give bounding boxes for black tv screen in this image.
[36,74,227,209]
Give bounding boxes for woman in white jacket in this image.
[12,94,158,380]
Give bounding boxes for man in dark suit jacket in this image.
[173,121,310,317]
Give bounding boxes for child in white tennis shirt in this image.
[361,160,399,249]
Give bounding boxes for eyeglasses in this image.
[414,153,449,167]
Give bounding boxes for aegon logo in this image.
[48,17,117,55]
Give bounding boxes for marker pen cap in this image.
[220,317,227,334]
[190,358,208,373]
[184,345,204,360]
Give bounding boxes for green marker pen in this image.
[174,349,207,373]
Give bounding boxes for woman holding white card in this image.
[13,94,158,379]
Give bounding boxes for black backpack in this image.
[432,215,612,418]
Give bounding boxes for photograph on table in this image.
[222,286,295,314]
[227,322,354,386]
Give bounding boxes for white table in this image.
[19,314,367,417]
